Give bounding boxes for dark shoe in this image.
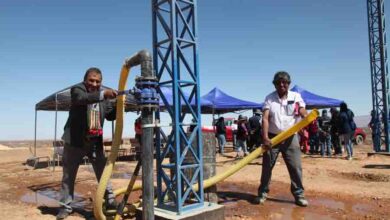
[253,194,267,205]
[295,197,308,207]
[56,209,71,220]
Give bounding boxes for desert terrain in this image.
[0,139,389,220]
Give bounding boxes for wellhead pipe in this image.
[125,50,155,220]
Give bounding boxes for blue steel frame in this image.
[152,0,204,213]
[367,0,390,152]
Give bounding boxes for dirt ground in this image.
[0,140,390,220]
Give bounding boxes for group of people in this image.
[299,103,357,160]
[214,108,262,158]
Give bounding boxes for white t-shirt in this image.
[263,90,305,134]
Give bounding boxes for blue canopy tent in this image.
[151,86,208,114]
[290,85,343,109]
[201,87,263,114]
[157,86,198,106]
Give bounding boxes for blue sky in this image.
[0,0,381,140]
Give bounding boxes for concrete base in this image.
[135,202,224,220]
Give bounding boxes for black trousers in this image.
[331,133,342,154]
[258,133,304,198]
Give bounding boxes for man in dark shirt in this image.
[215,117,227,155]
[318,109,332,157]
[57,67,118,220]
[248,108,262,152]
[330,108,342,155]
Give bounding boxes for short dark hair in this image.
[84,67,102,81]
[272,71,291,85]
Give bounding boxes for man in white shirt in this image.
[254,71,308,207]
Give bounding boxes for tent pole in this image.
[52,94,59,170]
[55,94,58,142]
[112,121,114,140]
[34,110,37,157]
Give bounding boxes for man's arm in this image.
[71,84,118,106]
[71,86,101,106]
[262,109,271,147]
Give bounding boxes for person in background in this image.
[299,126,310,154]
[368,110,380,151]
[57,67,118,220]
[339,102,356,160]
[248,108,262,152]
[189,118,197,133]
[236,115,249,158]
[318,109,332,157]
[330,107,342,156]
[308,118,319,154]
[134,116,142,146]
[255,71,308,207]
[215,117,227,156]
[232,119,238,147]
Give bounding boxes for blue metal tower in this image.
[152,0,204,213]
[367,0,390,152]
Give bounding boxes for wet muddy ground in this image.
[218,181,389,220]
[0,142,390,219]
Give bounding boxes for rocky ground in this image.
[0,140,389,219]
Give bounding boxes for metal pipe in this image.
[125,50,152,68]
[125,49,155,219]
[54,94,58,170]
[34,110,37,157]
[138,50,155,220]
[55,93,58,142]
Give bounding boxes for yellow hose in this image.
[194,110,318,191]
[112,110,319,199]
[94,65,130,220]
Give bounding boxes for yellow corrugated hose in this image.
[108,109,319,217]
[94,65,130,220]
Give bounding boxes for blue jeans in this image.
[236,139,248,153]
[217,134,226,154]
[309,133,319,153]
[320,134,332,156]
[342,132,354,158]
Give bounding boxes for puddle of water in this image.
[311,198,344,210]
[311,197,370,215]
[20,189,87,208]
[261,203,336,220]
[352,203,371,214]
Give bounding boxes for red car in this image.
[353,128,366,145]
[201,117,235,142]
